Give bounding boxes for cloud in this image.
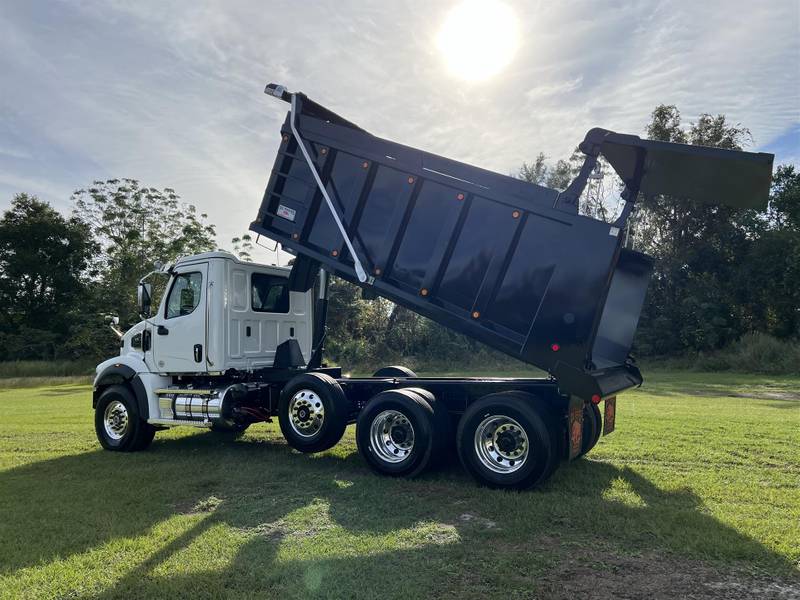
[0,0,797,253]
[525,77,584,103]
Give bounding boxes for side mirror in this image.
[137,282,153,318]
[104,314,123,339]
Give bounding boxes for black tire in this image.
[95,384,156,452]
[356,388,440,478]
[457,391,554,490]
[278,372,350,453]
[372,365,417,378]
[408,387,454,467]
[579,402,602,457]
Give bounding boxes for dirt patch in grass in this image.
[174,494,224,515]
[457,512,498,530]
[535,536,800,600]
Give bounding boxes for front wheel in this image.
[457,392,554,490]
[95,385,155,451]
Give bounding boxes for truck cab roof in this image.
[173,251,290,272]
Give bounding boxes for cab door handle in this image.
[157,325,169,335]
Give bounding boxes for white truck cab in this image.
[93,251,323,446]
[121,251,313,374]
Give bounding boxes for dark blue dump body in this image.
[251,90,773,400]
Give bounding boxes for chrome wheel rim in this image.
[474,415,529,474]
[369,409,415,464]
[288,389,325,438]
[103,400,129,441]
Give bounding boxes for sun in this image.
[436,0,520,82]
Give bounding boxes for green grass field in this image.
[0,371,798,599]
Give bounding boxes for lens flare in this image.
[436,0,520,82]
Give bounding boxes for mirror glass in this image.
[138,282,152,317]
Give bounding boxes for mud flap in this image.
[603,396,616,435]
[568,402,583,460]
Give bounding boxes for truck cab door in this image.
[151,263,208,373]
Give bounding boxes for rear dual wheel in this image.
[457,392,557,490]
[372,365,417,378]
[578,402,602,457]
[356,388,449,478]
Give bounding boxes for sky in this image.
[1,0,798,261]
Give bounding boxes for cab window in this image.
[251,273,289,313]
[165,272,203,318]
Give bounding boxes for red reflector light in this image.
[591,394,601,404]
[551,343,560,352]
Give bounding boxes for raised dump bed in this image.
[250,85,773,400]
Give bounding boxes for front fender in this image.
[93,356,151,418]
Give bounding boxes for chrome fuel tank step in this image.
[155,386,235,422]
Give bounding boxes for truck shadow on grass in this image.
[0,431,796,598]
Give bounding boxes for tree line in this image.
[0,105,797,370]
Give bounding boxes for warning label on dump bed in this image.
[276,204,296,222]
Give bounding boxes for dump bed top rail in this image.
[251,85,774,399]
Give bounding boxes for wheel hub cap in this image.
[369,409,415,464]
[103,400,129,441]
[474,415,529,474]
[288,390,325,438]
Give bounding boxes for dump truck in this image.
[92,84,773,490]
